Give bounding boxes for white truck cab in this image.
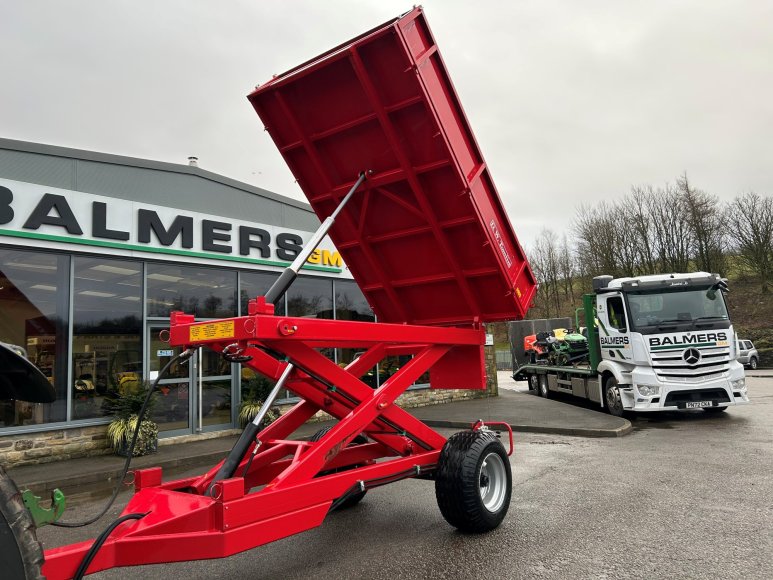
[593,272,749,415]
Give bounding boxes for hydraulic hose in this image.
[52,348,195,528]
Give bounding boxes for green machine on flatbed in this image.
[513,272,750,416]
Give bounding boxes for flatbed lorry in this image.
[514,272,750,416]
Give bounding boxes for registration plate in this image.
[685,401,714,409]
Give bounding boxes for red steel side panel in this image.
[248,7,536,325]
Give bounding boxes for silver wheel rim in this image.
[540,379,547,396]
[479,451,507,513]
[606,385,622,413]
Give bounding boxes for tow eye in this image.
[22,488,66,527]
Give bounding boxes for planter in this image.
[108,417,159,457]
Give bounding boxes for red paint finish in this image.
[249,7,535,325]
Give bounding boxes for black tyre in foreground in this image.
[310,426,368,509]
[435,430,512,533]
[0,466,44,580]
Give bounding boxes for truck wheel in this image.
[310,426,368,509]
[435,430,512,533]
[749,357,758,370]
[604,377,625,417]
[0,466,44,580]
[528,374,539,392]
[538,375,550,399]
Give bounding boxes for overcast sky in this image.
[3,1,772,249]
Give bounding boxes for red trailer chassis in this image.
[41,303,496,578]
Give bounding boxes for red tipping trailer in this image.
[249,8,536,325]
[26,8,535,579]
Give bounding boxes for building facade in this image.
[0,138,494,467]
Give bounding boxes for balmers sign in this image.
[0,178,346,274]
[649,332,729,348]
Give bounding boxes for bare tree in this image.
[622,188,656,274]
[678,173,726,274]
[558,234,576,303]
[527,229,563,318]
[646,184,692,273]
[574,202,623,279]
[726,192,773,292]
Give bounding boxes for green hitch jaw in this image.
[22,488,66,528]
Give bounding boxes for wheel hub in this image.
[479,452,507,513]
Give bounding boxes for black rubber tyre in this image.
[538,375,550,399]
[703,406,728,413]
[435,430,512,533]
[0,466,44,580]
[528,374,539,392]
[749,357,758,370]
[604,376,625,417]
[310,426,368,509]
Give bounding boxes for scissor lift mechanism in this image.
[42,301,501,578]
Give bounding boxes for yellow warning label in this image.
[515,287,522,298]
[189,320,235,342]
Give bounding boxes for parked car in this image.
[738,340,759,370]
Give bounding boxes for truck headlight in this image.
[637,384,659,397]
[731,378,746,391]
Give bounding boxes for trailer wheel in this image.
[310,426,368,509]
[528,374,539,392]
[604,376,625,417]
[0,466,44,580]
[435,430,512,533]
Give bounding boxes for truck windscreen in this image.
[626,287,730,334]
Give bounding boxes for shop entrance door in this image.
[147,324,234,436]
[147,325,191,435]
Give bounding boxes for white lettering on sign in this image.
[0,178,348,275]
[489,219,513,268]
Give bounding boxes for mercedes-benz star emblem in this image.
[683,348,701,365]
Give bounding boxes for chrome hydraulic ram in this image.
[263,171,368,305]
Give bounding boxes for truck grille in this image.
[650,345,730,382]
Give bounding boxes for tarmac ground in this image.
[9,370,631,501]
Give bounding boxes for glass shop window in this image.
[287,276,333,319]
[146,263,237,319]
[334,280,376,375]
[71,257,143,420]
[240,270,283,315]
[0,248,69,428]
